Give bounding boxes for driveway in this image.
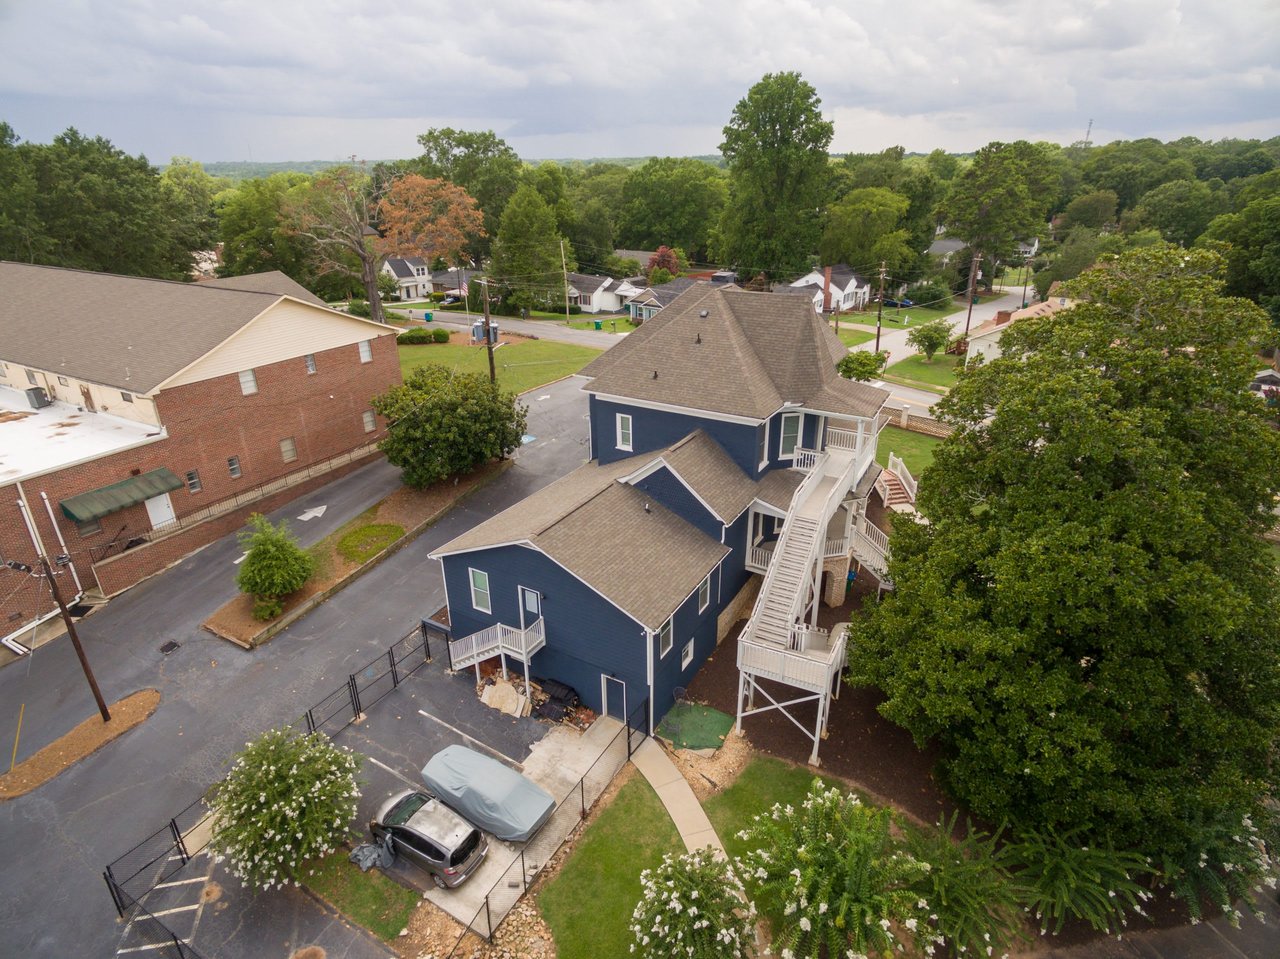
[0,375,594,959]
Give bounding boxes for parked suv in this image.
[370,790,488,888]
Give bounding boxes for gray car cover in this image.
[421,745,556,843]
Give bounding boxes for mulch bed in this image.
[687,576,955,828]
[203,460,508,647]
[0,689,160,799]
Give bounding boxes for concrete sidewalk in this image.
[631,737,724,854]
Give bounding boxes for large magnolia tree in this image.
[848,245,1280,911]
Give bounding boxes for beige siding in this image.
[0,361,161,425]
[163,300,395,388]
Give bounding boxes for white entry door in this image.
[144,492,177,530]
[518,586,542,630]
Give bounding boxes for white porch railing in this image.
[737,636,841,693]
[793,448,821,472]
[823,536,848,558]
[449,618,546,671]
[825,426,858,451]
[747,545,773,573]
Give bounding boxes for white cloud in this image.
[0,0,1275,160]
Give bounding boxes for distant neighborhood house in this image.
[790,265,871,312]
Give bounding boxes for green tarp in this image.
[60,468,183,522]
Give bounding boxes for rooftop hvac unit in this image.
[25,386,51,409]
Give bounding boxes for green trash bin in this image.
[593,319,602,331]
[423,311,433,322]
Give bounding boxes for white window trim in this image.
[681,640,694,669]
[697,575,710,613]
[779,412,802,460]
[469,567,492,613]
[658,618,673,658]
[616,413,633,451]
[238,369,258,396]
[358,340,373,363]
[280,437,297,463]
[757,420,769,471]
[362,410,376,433]
[305,353,317,374]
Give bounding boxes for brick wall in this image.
[1,335,401,643]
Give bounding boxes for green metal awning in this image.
[60,468,184,522]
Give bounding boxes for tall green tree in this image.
[848,245,1280,899]
[160,157,224,254]
[413,128,523,255]
[619,157,727,262]
[938,140,1055,276]
[1058,189,1118,232]
[1125,178,1225,246]
[820,187,913,274]
[20,127,200,278]
[217,172,317,283]
[1201,194,1280,333]
[0,122,47,263]
[716,72,834,280]
[489,184,573,310]
[372,364,528,489]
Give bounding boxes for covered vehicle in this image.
[421,745,556,843]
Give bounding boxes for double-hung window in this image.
[238,369,258,395]
[779,412,801,459]
[469,568,491,613]
[697,575,711,613]
[358,340,373,363]
[616,413,633,451]
[658,618,673,657]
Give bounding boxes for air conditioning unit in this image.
[25,386,51,409]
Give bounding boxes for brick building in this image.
[0,263,402,654]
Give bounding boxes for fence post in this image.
[103,870,126,918]
[484,898,493,942]
[420,621,432,663]
[579,779,586,819]
[388,648,399,688]
[348,675,362,719]
[520,849,527,891]
[305,708,316,734]
[170,818,189,864]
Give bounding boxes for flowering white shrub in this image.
[736,781,941,959]
[629,846,755,958]
[209,728,361,890]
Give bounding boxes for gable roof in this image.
[791,265,866,296]
[430,267,480,288]
[627,276,700,308]
[0,262,382,394]
[581,285,888,421]
[202,270,326,306]
[431,450,728,628]
[625,430,759,522]
[567,273,612,296]
[383,256,427,279]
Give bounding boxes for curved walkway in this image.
[630,737,725,854]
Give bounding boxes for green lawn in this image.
[876,424,943,476]
[704,756,840,862]
[398,339,602,395]
[540,775,683,959]
[304,852,418,942]
[841,300,964,333]
[336,523,404,563]
[831,326,876,347]
[884,353,964,391]
[567,315,640,333]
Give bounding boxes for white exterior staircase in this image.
[449,619,546,672]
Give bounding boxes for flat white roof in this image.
[0,386,165,485]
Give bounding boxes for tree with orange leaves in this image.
[377,174,484,272]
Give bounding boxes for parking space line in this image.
[364,755,420,790]
[417,710,522,768]
[117,940,190,954]
[148,904,200,917]
[153,877,206,889]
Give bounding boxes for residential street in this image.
[401,307,626,349]
[0,375,592,959]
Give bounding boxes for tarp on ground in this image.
[421,745,555,843]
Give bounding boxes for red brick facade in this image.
[1,334,401,643]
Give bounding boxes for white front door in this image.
[145,492,177,530]
[518,586,541,630]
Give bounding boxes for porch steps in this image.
[879,469,913,507]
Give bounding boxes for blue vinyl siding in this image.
[442,545,647,718]
[650,562,723,722]
[589,395,762,476]
[721,508,751,599]
[629,466,722,539]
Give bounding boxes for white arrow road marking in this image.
[297,505,328,521]
[537,394,551,401]
[233,553,247,565]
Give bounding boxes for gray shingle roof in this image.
[567,273,611,296]
[384,256,427,279]
[581,285,888,420]
[431,451,728,628]
[634,430,758,521]
[203,270,326,306]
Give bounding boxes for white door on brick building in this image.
[145,493,177,530]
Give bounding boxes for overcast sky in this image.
[2,0,1277,164]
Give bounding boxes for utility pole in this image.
[963,252,982,337]
[480,278,496,384]
[873,261,887,352]
[1020,256,1032,309]
[560,239,571,327]
[40,555,111,722]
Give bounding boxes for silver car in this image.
[370,790,488,888]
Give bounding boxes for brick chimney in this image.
[822,266,832,313]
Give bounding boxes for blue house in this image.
[431,284,903,761]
